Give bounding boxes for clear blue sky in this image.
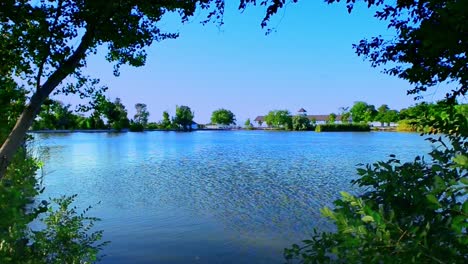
[61,1,452,124]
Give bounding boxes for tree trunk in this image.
[0,30,93,179]
[0,91,45,178]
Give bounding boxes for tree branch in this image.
[36,0,64,91]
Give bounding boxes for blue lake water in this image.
[34,131,430,263]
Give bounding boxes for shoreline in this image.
[29,127,403,133]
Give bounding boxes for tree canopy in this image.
[350,101,377,123]
[328,113,337,124]
[330,0,468,99]
[292,115,312,131]
[264,110,292,129]
[160,111,173,130]
[211,109,236,126]
[375,104,399,126]
[0,0,297,177]
[173,105,194,131]
[134,103,149,127]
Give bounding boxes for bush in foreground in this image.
[285,107,467,263]
[0,149,107,263]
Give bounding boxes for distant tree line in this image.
[32,97,131,131]
[257,101,467,131]
[31,99,240,132]
[32,98,467,133]
[31,97,198,132]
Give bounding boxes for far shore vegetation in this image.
[30,98,468,133]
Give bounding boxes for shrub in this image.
[396,119,422,132]
[315,123,370,132]
[0,150,107,263]
[32,195,108,264]
[146,122,160,130]
[292,115,312,131]
[129,122,144,132]
[1,75,106,263]
[285,106,467,263]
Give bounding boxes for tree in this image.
[328,113,337,124]
[257,120,263,127]
[32,100,78,130]
[350,101,377,123]
[456,104,468,119]
[375,105,400,126]
[383,110,399,125]
[292,115,311,131]
[211,108,236,126]
[160,111,172,130]
[264,110,292,129]
[0,0,293,178]
[378,104,390,114]
[375,104,390,126]
[0,81,106,263]
[264,112,275,127]
[244,118,253,129]
[134,103,149,127]
[339,106,351,123]
[89,111,106,129]
[337,0,468,100]
[112,98,130,130]
[173,105,194,132]
[97,97,129,131]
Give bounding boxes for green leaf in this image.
[340,191,354,202]
[320,207,335,219]
[433,176,446,191]
[426,194,441,206]
[362,215,374,223]
[461,177,468,185]
[453,154,468,169]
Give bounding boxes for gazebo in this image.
[297,108,307,116]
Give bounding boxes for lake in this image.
[34,131,430,263]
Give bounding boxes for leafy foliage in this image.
[339,107,351,124]
[134,103,149,127]
[1,84,106,263]
[350,101,377,123]
[0,80,27,136]
[97,97,130,131]
[160,111,173,130]
[286,104,467,263]
[32,100,77,130]
[398,101,467,132]
[327,113,337,124]
[211,108,236,126]
[265,110,292,129]
[32,195,108,264]
[375,104,399,126]
[0,0,302,177]
[292,115,313,131]
[244,118,253,129]
[283,0,468,257]
[326,0,468,99]
[0,149,43,263]
[129,122,144,132]
[173,105,194,131]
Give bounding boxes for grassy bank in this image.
[315,123,370,132]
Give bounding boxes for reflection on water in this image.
[34,131,429,263]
